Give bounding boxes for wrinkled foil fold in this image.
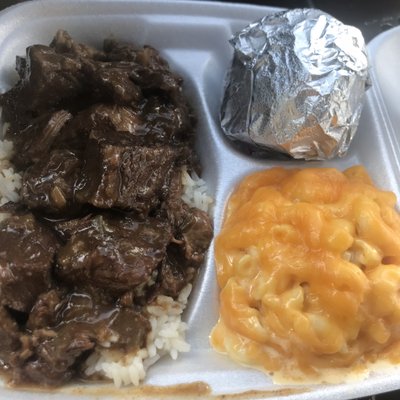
[220,8,370,159]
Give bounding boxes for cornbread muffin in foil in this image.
[220,8,370,160]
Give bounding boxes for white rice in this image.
[0,118,22,206]
[181,166,213,214]
[84,284,192,387]
[0,111,213,386]
[0,112,19,220]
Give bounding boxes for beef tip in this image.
[152,169,211,299]
[6,110,72,169]
[20,45,84,112]
[55,292,95,323]
[135,46,170,71]
[86,104,141,133]
[0,307,20,364]
[169,201,212,267]
[149,207,212,300]
[76,131,178,214]
[0,31,211,387]
[103,40,174,67]
[139,96,193,144]
[103,43,182,98]
[103,38,139,62]
[64,100,191,146]
[56,214,172,293]
[50,29,105,60]
[178,206,213,266]
[0,45,84,127]
[81,104,141,133]
[161,167,187,224]
[107,307,150,351]
[58,103,141,150]
[0,213,59,312]
[129,46,183,100]
[157,255,188,299]
[21,149,81,214]
[51,214,95,242]
[16,291,150,386]
[130,66,183,98]
[18,327,95,386]
[149,241,199,301]
[0,86,28,132]
[163,169,212,267]
[54,292,150,351]
[82,60,142,105]
[27,290,62,331]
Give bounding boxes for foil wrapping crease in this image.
[220,8,370,159]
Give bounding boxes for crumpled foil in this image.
[220,8,370,159]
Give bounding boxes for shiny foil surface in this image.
[220,8,370,159]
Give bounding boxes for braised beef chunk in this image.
[130,65,183,98]
[50,30,104,60]
[76,134,178,213]
[0,49,81,130]
[22,149,81,214]
[51,214,96,241]
[103,307,150,351]
[135,46,169,70]
[27,290,62,331]
[67,99,192,146]
[178,206,213,267]
[162,167,186,221]
[103,38,138,62]
[12,289,150,386]
[56,294,150,352]
[19,304,149,386]
[7,110,72,169]
[0,30,212,387]
[70,103,141,135]
[161,170,213,267]
[83,60,142,105]
[57,104,142,151]
[140,96,192,144]
[20,45,85,113]
[157,256,187,299]
[17,329,95,386]
[0,213,59,312]
[0,307,20,363]
[57,215,171,294]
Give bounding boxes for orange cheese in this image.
[211,166,400,381]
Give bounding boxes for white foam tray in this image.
[0,1,400,399]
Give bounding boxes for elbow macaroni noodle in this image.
[211,166,400,381]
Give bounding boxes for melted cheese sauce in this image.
[211,166,400,382]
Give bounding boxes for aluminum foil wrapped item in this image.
[220,8,370,159]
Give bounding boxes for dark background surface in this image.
[1,0,400,42]
[1,1,400,399]
[240,0,400,42]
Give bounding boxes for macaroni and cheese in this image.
[211,166,400,382]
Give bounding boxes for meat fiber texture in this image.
[0,30,213,387]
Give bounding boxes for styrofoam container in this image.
[0,1,400,399]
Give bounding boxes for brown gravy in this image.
[2,378,309,399]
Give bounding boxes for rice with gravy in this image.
[84,284,192,387]
[0,119,21,206]
[0,114,212,386]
